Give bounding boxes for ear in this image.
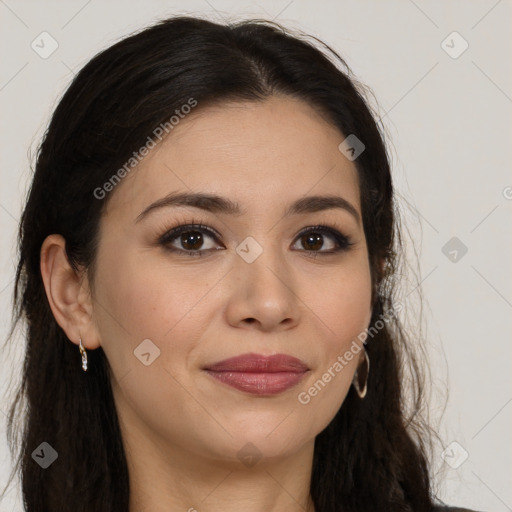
[40,234,101,350]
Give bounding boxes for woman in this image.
[2,15,478,512]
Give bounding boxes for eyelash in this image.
[156,219,355,258]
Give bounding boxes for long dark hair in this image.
[2,15,435,511]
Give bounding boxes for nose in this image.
[224,243,300,333]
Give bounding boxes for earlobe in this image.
[39,234,101,350]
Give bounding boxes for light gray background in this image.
[0,1,511,511]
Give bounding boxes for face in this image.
[87,95,373,468]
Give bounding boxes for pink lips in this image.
[203,353,309,396]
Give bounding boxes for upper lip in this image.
[203,353,309,373]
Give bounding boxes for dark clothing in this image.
[433,506,480,512]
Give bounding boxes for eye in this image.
[158,224,224,256]
[291,225,354,256]
[157,222,354,258]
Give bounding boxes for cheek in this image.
[320,285,371,335]
[92,241,221,376]
[98,253,190,331]
[91,247,215,431]
[306,255,373,350]
[294,257,372,426]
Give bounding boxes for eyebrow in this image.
[135,192,361,226]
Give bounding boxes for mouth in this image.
[203,353,310,396]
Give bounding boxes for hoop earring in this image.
[79,336,88,372]
[352,348,369,398]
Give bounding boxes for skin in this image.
[41,95,374,512]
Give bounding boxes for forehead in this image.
[104,96,361,222]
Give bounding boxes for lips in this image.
[203,353,309,396]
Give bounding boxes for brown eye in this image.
[301,233,324,251]
[292,226,353,254]
[158,223,353,258]
[158,224,223,256]
[180,231,204,251]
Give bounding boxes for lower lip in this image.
[205,370,308,396]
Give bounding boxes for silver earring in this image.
[79,337,88,372]
[352,348,369,398]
